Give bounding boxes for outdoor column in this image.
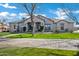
[42,22,45,32]
[34,22,36,33]
[26,24,28,32]
[21,26,23,32]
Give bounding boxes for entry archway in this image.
[23,27,26,32]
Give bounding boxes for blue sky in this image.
[0,3,79,23]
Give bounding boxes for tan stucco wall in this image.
[9,23,17,32]
[9,18,74,33]
[9,16,45,32]
[53,21,74,32]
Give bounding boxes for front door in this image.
[27,22,32,32]
[23,27,26,32]
[36,22,41,32]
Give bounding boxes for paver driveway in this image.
[0,38,79,50]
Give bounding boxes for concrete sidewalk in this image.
[1,34,20,38]
[0,38,79,50]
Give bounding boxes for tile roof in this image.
[9,15,74,24]
[52,19,74,23]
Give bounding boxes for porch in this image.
[16,22,44,33]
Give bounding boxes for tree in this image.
[61,4,79,24]
[61,4,79,33]
[22,3,37,37]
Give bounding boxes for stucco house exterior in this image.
[53,19,74,32]
[9,15,47,32]
[9,15,74,33]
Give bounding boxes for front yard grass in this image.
[7,33,79,39]
[0,32,12,37]
[0,47,78,56]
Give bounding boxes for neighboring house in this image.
[0,23,9,32]
[9,15,74,33]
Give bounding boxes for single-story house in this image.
[9,15,74,33]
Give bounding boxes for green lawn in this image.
[0,47,78,56]
[0,32,11,37]
[7,33,79,39]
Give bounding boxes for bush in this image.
[39,26,44,32]
[70,30,73,33]
[55,30,59,33]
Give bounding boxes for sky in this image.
[0,3,79,23]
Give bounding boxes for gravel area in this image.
[0,38,79,50]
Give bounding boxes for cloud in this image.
[73,10,79,14]
[49,8,68,19]
[0,12,47,22]
[10,13,17,17]
[39,14,46,17]
[19,13,30,18]
[34,14,47,17]
[0,12,17,17]
[0,12,10,22]
[0,12,9,16]
[55,8,67,19]
[0,12,29,20]
[19,13,27,16]
[0,12,18,22]
[0,3,16,9]
[19,13,47,18]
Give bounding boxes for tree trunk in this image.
[22,3,36,37]
[32,22,35,37]
[31,15,35,37]
[42,21,45,33]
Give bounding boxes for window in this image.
[14,25,16,29]
[60,23,64,26]
[45,24,51,32]
[61,26,64,30]
[60,23,64,30]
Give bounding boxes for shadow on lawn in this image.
[75,52,79,56]
[48,52,65,56]
[18,35,32,38]
[74,44,79,56]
